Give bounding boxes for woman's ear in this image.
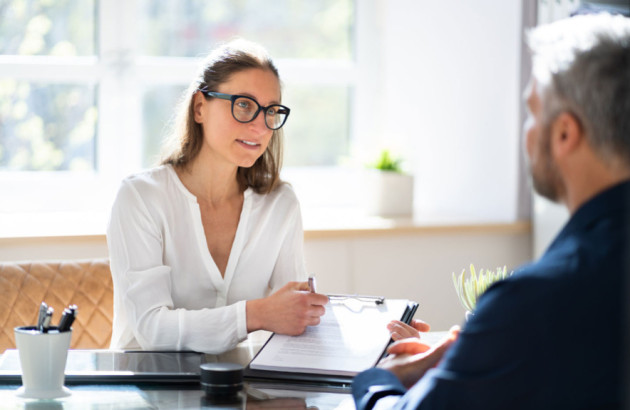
[551,112,583,159]
[193,92,205,124]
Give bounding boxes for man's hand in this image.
[246,281,329,335]
[387,319,431,341]
[379,326,460,388]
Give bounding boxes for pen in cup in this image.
[57,309,71,332]
[37,302,48,329]
[308,275,317,293]
[57,305,77,332]
[68,304,78,317]
[41,307,54,333]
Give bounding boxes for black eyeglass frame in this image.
[197,88,290,130]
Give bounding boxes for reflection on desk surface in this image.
[0,384,355,409]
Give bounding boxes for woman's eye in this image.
[237,100,251,110]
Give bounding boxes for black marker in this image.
[58,308,72,332]
[58,305,77,332]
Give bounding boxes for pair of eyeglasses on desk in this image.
[328,294,385,305]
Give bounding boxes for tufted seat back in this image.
[0,259,113,353]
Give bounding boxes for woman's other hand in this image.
[247,281,329,335]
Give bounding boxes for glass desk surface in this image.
[0,330,355,409]
[0,329,447,409]
[0,384,355,409]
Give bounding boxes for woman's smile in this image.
[236,139,262,149]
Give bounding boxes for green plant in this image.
[370,149,403,173]
[452,264,513,312]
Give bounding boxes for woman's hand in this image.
[246,281,329,335]
[387,319,431,341]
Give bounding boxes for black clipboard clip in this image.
[328,294,385,305]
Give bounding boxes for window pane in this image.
[283,85,350,166]
[0,0,96,56]
[0,80,97,171]
[142,85,187,168]
[137,0,354,59]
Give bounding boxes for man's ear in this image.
[193,92,205,124]
[550,112,583,159]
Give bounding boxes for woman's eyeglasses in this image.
[198,88,290,131]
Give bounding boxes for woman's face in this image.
[194,68,280,169]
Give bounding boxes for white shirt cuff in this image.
[236,300,248,341]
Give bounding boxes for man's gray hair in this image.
[528,13,630,164]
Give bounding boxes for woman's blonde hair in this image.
[161,39,284,194]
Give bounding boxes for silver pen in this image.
[37,301,48,330]
[42,307,54,333]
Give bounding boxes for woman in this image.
[107,40,328,354]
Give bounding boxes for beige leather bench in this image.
[0,259,113,353]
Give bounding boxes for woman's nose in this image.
[250,111,269,133]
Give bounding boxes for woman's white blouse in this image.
[106,165,307,354]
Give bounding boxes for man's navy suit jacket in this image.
[353,181,629,409]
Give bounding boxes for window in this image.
[0,82,97,171]
[0,0,358,236]
[0,0,97,173]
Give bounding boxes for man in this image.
[353,13,630,410]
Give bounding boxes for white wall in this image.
[306,229,532,330]
[379,1,523,221]
[289,1,526,224]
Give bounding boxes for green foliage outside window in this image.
[0,0,97,171]
[0,0,95,56]
[0,81,97,171]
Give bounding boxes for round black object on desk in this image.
[200,363,244,398]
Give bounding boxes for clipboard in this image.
[243,298,418,389]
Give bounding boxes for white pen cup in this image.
[14,326,72,399]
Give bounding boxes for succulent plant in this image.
[452,264,513,312]
[370,149,403,173]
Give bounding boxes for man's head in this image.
[524,14,630,205]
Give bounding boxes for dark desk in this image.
[0,384,355,409]
[0,331,448,409]
[0,330,355,409]
[0,384,354,409]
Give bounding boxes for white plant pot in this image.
[364,170,414,217]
